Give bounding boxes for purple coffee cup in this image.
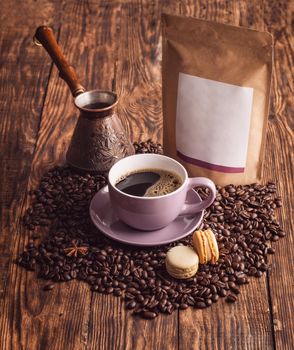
[108,154,216,231]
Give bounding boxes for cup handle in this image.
[179,177,216,215]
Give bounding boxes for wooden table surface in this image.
[0,1,293,349]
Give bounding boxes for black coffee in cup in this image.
[115,169,182,197]
[83,102,111,109]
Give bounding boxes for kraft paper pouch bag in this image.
[162,14,273,185]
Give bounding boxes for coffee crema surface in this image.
[115,169,183,197]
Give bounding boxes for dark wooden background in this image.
[0,1,293,349]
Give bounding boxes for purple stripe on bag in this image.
[177,151,245,173]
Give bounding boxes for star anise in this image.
[64,240,89,257]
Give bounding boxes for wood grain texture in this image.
[262,1,294,349]
[240,0,294,348]
[180,277,274,350]
[88,294,178,350]
[1,1,117,350]
[177,1,279,349]
[115,0,165,144]
[0,0,293,349]
[0,1,63,347]
[87,2,178,349]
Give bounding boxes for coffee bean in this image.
[219,289,227,297]
[136,295,145,303]
[255,270,263,278]
[114,288,122,297]
[43,284,54,291]
[259,263,268,272]
[210,285,217,294]
[229,286,240,295]
[106,287,114,294]
[236,277,248,285]
[226,294,237,303]
[60,270,68,278]
[126,301,137,309]
[142,311,158,319]
[212,294,219,303]
[141,298,149,307]
[195,301,207,309]
[228,282,240,294]
[70,270,77,279]
[98,286,105,293]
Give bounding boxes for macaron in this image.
[165,245,199,279]
[192,229,219,264]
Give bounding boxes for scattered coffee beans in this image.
[17,140,285,319]
[226,293,237,303]
[43,284,55,291]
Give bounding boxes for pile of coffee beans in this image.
[17,140,285,319]
[133,140,163,154]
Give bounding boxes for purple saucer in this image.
[89,185,204,247]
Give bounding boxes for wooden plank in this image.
[113,0,164,144]
[0,1,63,346]
[0,1,119,349]
[88,294,178,350]
[178,1,276,349]
[180,277,273,349]
[262,0,294,349]
[87,1,179,349]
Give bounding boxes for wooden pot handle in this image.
[34,26,85,97]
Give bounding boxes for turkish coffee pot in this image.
[34,26,134,173]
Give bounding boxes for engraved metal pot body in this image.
[66,90,135,173]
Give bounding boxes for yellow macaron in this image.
[165,245,199,279]
[192,229,219,264]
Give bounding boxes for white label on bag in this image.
[176,72,253,173]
